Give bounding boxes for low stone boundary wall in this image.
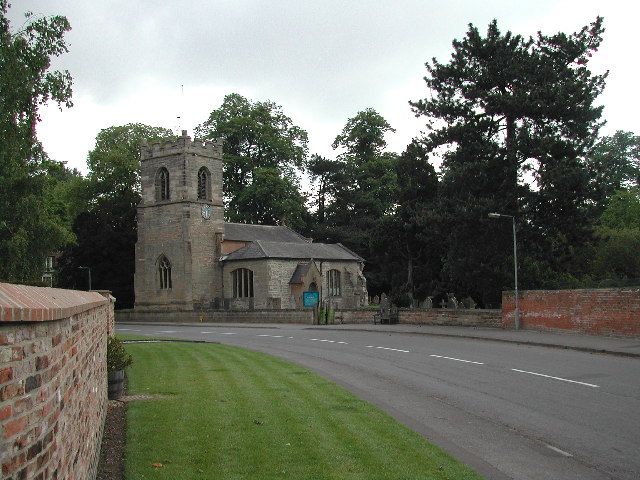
[116,308,314,324]
[336,308,501,327]
[400,308,501,327]
[502,288,640,336]
[0,283,114,480]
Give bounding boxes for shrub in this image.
[107,336,133,373]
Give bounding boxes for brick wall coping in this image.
[503,287,640,295]
[0,282,108,322]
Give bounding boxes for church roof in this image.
[224,222,311,243]
[224,222,310,244]
[221,240,363,262]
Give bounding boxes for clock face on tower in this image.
[201,204,212,220]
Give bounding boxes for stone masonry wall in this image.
[0,284,112,480]
[502,288,640,336]
[116,308,314,324]
[336,308,501,327]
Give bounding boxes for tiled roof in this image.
[222,241,363,262]
[224,222,310,244]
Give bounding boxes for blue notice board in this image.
[303,291,320,308]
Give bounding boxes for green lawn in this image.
[124,341,483,480]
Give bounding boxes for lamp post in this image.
[78,266,92,291]
[488,213,520,330]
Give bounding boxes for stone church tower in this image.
[134,131,224,311]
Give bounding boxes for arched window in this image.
[156,167,170,201]
[197,167,211,200]
[231,268,254,298]
[327,269,341,296]
[158,255,172,289]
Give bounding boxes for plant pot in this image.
[108,369,125,400]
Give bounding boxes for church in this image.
[134,131,368,312]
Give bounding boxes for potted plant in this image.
[107,336,133,400]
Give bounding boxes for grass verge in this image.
[124,341,483,479]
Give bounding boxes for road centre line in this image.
[309,338,349,344]
[156,330,177,333]
[545,444,573,457]
[257,334,284,338]
[219,332,237,335]
[117,328,140,332]
[511,368,600,388]
[365,345,410,353]
[430,354,484,365]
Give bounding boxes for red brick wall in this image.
[502,288,640,336]
[0,284,112,480]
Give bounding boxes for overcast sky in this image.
[9,0,640,174]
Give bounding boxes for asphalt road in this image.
[117,323,640,480]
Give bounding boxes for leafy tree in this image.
[230,167,308,231]
[57,124,173,307]
[599,188,640,230]
[587,130,640,207]
[372,141,441,304]
[410,18,608,302]
[195,93,309,222]
[591,188,640,280]
[307,154,344,225]
[314,109,398,294]
[0,3,74,283]
[87,123,173,200]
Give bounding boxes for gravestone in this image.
[446,293,458,309]
[421,297,433,309]
[461,296,476,309]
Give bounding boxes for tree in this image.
[195,93,309,222]
[587,130,640,208]
[57,124,173,307]
[87,123,174,200]
[230,167,308,231]
[313,109,398,295]
[410,18,608,301]
[372,141,441,304]
[591,188,640,280]
[0,3,74,283]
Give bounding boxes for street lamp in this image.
[78,266,92,291]
[488,213,520,330]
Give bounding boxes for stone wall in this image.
[336,308,501,327]
[503,288,640,336]
[0,283,112,480]
[116,308,314,324]
[221,259,367,310]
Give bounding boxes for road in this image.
[117,323,640,480]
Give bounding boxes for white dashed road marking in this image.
[117,328,140,332]
[511,369,600,388]
[219,332,237,335]
[430,355,484,365]
[156,330,177,333]
[365,346,410,353]
[309,339,349,344]
[258,334,283,338]
[545,444,573,457]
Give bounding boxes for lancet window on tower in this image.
[197,167,211,200]
[158,255,172,289]
[156,167,170,201]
